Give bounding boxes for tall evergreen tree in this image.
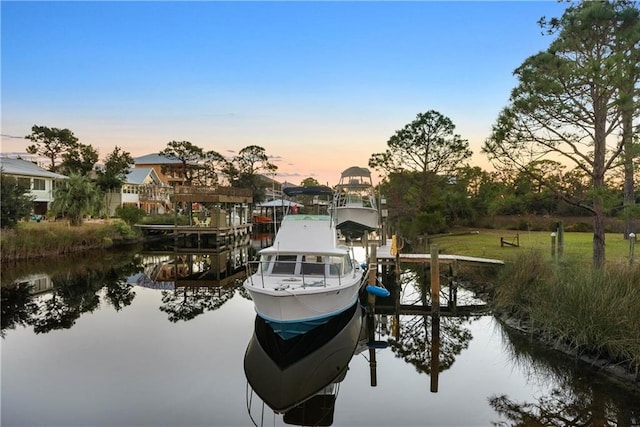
[483,1,640,268]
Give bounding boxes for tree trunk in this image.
[622,109,635,239]
[592,91,607,269]
[593,203,606,269]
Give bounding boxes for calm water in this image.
[2,244,639,427]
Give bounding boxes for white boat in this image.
[330,166,379,240]
[244,302,363,421]
[243,208,364,339]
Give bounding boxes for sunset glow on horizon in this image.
[1,1,567,186]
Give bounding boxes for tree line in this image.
[2,127,279,227]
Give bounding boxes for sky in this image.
[1,1,568,186]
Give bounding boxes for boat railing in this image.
[245,260,348,288]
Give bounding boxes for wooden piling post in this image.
[393,238,401,340]
[448,260,458,313]
[366,313,377,387]
[430,316,440,393]
[430,244,440,317]
[364,232,369,260]
[366,245,378,309]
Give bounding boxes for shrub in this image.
[108,219,138,239]
[115,205,145,226]
[411,212,448,235]
[1,174,34,229]
[566,222,592,232]
[492,253,640,374]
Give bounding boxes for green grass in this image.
[428,227,639,379]
[430,227,635,264]
[0,220,139,262]
[492,250,640,375]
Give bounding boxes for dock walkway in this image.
[375,244,504,265]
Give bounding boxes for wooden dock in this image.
[364,240,504,322]
[375,244,504,266]
[136,223,253,250]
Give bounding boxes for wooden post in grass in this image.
[556,221,564,259]
[551,232,557,262]
[430,244,440,317]
[629,233,636,265]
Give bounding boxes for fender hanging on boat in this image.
[365,285,390,298]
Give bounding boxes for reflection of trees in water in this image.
[1,283,38,338]
[102,264,138,311]
[32,270,102,333]
[389,315,472,375]
[387,265,474,375]
[489,321,640,426]
[160,286,237,322]
[236,286,252,301]
[1,256,142,336]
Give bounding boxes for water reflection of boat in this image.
[244,302,364,425]
[243,208,364,339]
[330,166,378,240]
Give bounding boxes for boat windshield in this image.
[271,255,297,274]
[259,253,352,276]
[327,255,352,276]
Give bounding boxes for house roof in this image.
[0,157,68,179]
[126,167,165,185]
[134,153,182,165]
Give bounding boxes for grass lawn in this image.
[430,227,636,264]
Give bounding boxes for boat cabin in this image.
[258,252,355,277]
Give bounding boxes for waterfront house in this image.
[0,157,68,216]
[105,167,172,216]
[133,153,185,187]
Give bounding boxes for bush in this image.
[115,205,145,226]
[1,174,34,229]
[412,211,448,235]
[566,222,592,232]
[492,253,640,374]
[108,219,138,239]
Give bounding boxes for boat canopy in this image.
[283,186,333,197]
[340,166,371,178]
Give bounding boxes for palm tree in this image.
[51,173,101,226]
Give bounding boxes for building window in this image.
[32,178,46,191]
[17,177,30,188]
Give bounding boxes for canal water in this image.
[1,243,639,427]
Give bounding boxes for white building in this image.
[0,157,68,215]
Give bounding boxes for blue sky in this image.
[1,1,567,185]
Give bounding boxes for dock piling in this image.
[430,244,440,318]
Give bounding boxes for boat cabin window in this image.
[272,255,297,274]
[345,194,362,206]
[301,255,325,276]
[327,255,352,276]
[258,255,273,273]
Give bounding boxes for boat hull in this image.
[334,207,379,238]
[244,302,363,412]
[245,280,361,339]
